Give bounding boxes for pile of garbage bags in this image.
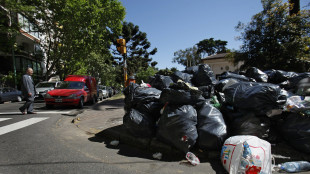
[123,64,310,156]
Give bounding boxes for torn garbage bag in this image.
[123,108,156,138]
[157,104,198,153]
[223,82,287,115]
[196,101,227,150]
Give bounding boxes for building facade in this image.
[0,5,45,88]
[201,53,243,79]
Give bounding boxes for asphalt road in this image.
[0,101,132,173]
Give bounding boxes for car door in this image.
[1,88,10,102]
[84,83,91,102]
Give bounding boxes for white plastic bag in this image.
[221,135,272,174]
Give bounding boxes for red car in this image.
[44,75,97,108]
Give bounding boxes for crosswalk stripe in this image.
[0,117,49,136]
[0,111,72,115]
[0,118,12,122]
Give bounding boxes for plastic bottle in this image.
[278,161,310,173]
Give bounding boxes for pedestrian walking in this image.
[19,67,36,114]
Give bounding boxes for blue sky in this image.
[119,0,309,71]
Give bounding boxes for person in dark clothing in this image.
[19,68,36,114]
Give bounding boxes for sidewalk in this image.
[72,95,189,157]
[72,95,310,164]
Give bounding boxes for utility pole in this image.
[289,0,300,16]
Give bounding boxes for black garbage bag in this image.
[218,71,250,81]
[267,70,298,84]
[157,104,198,153]
[223,82,287,115]
[196,101,227,150]
[221,107,269,138]
[171,71,193,84]
[149,74,173,90]
[193,64,217,87]
[159,88,204,105]
[245,67,268,82]
[198,85,215,99]
[184,66,199,75]
[123,108,156,138]
[215,78,239,93]
[124,83,161,111]
[281,113,310,153]
[136,101,163,122]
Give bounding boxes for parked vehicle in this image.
[97,85,109,100]
[0,87,22,103]
[35,81,62,100]
[44,75,97,108]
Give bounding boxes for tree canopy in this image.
[172,46,200,68]
[233,0,310,72]
[113,22,158,76]
[2,0,125,81]
[196,38,228,57]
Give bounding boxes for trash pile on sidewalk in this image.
[122,64,310,173]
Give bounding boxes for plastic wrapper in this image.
[192,64,217,87]
[245,67,268,82]
[196,101,227,150]
[223,82,287,115]
[221,135,272,174]
[157,105,198,153]
[123,108,156,138]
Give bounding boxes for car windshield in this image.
[56,81,84,89]
[36,83,55,88]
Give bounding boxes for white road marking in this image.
[0,111,72,115]
[0,117,49,135]
[0,118,12,122]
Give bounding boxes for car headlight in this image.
[45,93,52,98]
[67,94,77,98]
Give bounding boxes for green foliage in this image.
[156,68,177,76]
[14,0,126,80]
[114,22,158,75]
[196,38,228,57]
[234,0,310,72]
[172,46,200,68]
[135,66,158,84]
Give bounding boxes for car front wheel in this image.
[78,97,84,109]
